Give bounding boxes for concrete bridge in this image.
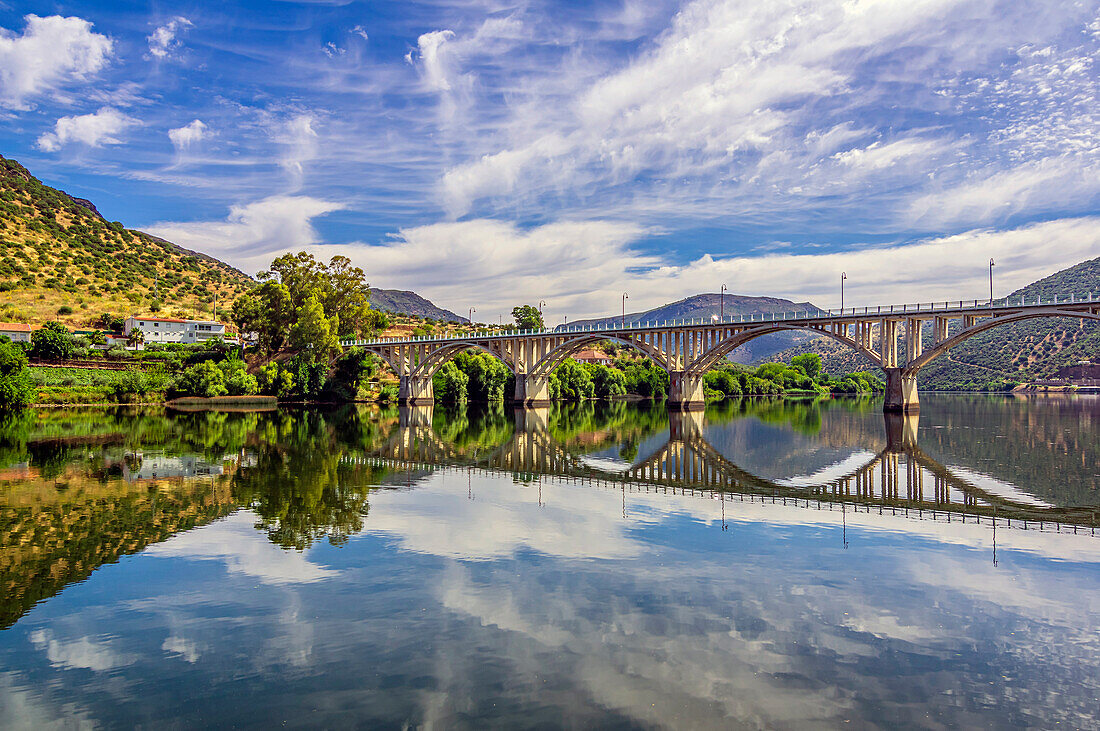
[356,406,1100,532]
[344,294,1100,412]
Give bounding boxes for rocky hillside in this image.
[371,288,466,322]
[568,293,826,363]
[0,154,253,328]
[766,257,1100,388]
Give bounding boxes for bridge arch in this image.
[531,333,671,376]
[907,308,1100,373]
[410,340,516,378]
[692,324,882,374]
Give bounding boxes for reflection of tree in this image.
[432,403,513,455]
[231,408,389,550]
[549,400,668,454]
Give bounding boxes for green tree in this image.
[0,340,34,411]
[433,361,469,403]
[172,360,228,398]
[512,304,544,331]
[587,363,627,399]
[790,353,822,378]
[30,321,75,360]
[126,327,144,348]
[289,293,342,361]
[232,280,294,353]
[552,359,595,401]
[219,358,259,396]
[260,252,372,338]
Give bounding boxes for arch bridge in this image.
[343,294,1100,412]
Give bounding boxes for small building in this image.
[571,349,613,366]
[124,317,233,345]
[0,323,32,343]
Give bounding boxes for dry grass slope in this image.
[0,154,253,328]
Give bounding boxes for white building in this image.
[0,323,32,343]
[124,316,235,345]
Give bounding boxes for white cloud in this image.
[28,629,136,672]
[352,25,369,41]
[147,17,192,60]
[147,194,343,268]
[168,119,209,150]
[146,511,338,585]
[35,106,134,152]
[311,215,1100,319]
[272,113,319,189]
[407,30,457,92]
[0,14,113,109]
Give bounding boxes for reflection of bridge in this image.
[343,296,1100,412]
[357,406,1100,532]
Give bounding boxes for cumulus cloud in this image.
[168,119,209,150]
[35,106,134,152]
[0,14,113,109]
[146,194,343,268]
[407,30,457,92]
[147,17,192,60]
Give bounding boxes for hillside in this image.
[371,288,466,322]
[0,154,253,328]
[766,257,1100,388]
[568,293,826,363]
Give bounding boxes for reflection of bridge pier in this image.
[369,406,1098,532]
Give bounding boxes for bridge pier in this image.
[399,375,435,405]
[514,373,552,407]
[883,368,919,413]
[667,371,706,411]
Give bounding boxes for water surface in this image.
[1,394,1098,728]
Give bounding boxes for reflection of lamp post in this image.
[840,272,847,312]
[989,258,995,306]
[622,293,629,328]
[720,284,727,320]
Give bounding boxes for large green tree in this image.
[259,253,373,337]
[289,293,341,360]
[30,321,75,360]
[0,340,34,411]
[512,304,544,331]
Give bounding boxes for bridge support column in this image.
[668,371,705,411]
[399,375,434,405]
[883,368,919,413]
[514,373,551,407]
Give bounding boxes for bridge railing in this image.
[340,291,1097,347]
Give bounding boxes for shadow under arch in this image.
[365,406,1099,530]
[531,333,672,375]
[693,323,881,373]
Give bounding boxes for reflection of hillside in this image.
[0,474,235,629]
[915,396,1100,507]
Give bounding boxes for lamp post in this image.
[622,293,629,328]
[469,307,476,330]
[720,284,727,320]
[989,258,995,306]
[840,272,847,312]
[539,300,547,330]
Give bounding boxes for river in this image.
[1,394,1098,728]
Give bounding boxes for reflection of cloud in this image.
[775,450,877,487]
[947,465,1054,508]
[0,671,95,728]
[146,512,337,584]
[28,629,135,672]
[162,636,200,663]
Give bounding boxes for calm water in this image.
[1,394,1098,729]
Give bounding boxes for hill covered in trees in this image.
[766,257,1100,389]
[0,155,254,327]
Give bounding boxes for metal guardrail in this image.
[341,292,1099,347]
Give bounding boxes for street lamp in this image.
[539,300,547,330]
[840,272,847,312]
[469,307,476,330]
[720,284,727,320]
[989,258,995,306]
[622,293,629,328]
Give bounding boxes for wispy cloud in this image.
[168,119,209,151]
[147,17,192,60]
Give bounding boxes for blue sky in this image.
[1,0,1098,320]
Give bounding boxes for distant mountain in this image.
[567,293,826,363]
[371,288,466,323]
[766,256,1100,388]
[0,154,253,327]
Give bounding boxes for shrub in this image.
[0,341,34,411]
[172,360,228,398]
[57,305,73,315]
[30,321,75,360]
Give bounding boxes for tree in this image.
[0,341,34,411]
[512,304,544,331]
[30,321,75,360]
[588,363,627,399]
[260,252,373,338]
[433,361,469,403]
[232,281,294,352]
[289,293,342,361]
[127,327,145,348]
[552,359,595,401]
[172,361,228,398]
[791,353,822,378]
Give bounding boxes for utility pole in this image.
[841,272,847,312]
[989,258,995,306]
[720,284,727,320]
[622,293,629,328]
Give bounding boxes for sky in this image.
[1,0,1098,322]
